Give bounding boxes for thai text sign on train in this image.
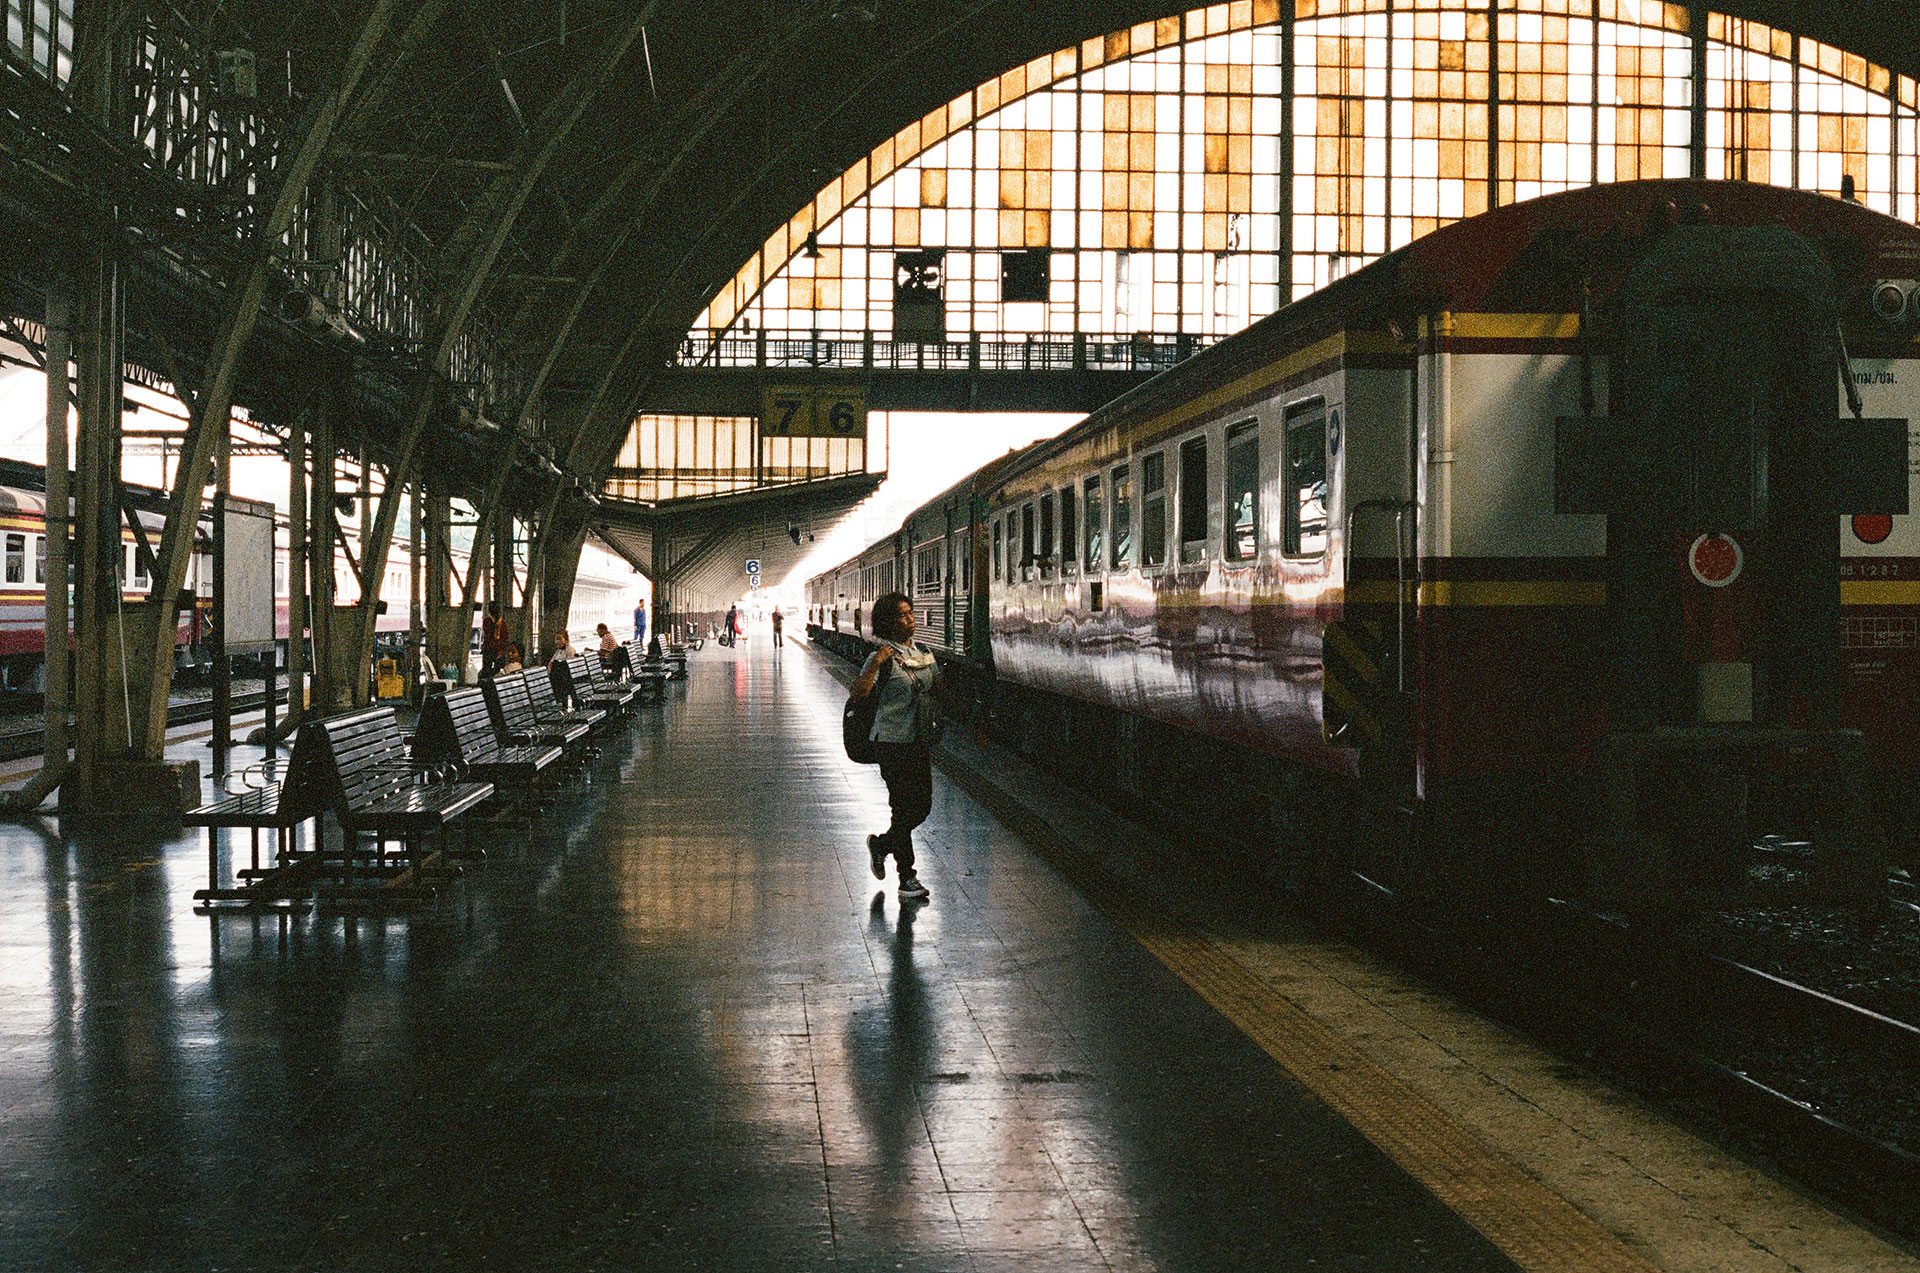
[761,384,867,440]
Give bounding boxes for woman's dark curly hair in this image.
[870,591,913,641]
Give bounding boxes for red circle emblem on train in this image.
[1688,532,1743,588]
[1853,513,1894,545]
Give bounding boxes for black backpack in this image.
[842,660,892,764]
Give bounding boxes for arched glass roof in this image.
[691,0,1918,344]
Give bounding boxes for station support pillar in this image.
[540,520,590,649]
[65,244,195,810]
[420,482,467,681]
[285,410,309,723]
[306,401,359,713]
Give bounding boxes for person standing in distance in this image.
[771,605,785,649]
[849,593,942,903]
[633,598,647,645]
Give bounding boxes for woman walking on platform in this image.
[849,593,940,902]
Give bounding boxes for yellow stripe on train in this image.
[1337,579,1920,606]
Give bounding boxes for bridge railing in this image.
[675,330,1219,373]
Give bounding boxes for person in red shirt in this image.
[481,602,510,676]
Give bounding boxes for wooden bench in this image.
[528,667,607,733]
[641,637,689,678]
[483,670,591,750]
[621,639,669,696]
[302,705,494,896]
[567,653,637,715]
[577,651,641,702]
[414,687,562,790]
[186,757,324,912]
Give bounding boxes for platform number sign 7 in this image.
[768,396,806,436]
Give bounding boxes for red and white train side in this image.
[814,179,1920,910]
[0,478,640,688]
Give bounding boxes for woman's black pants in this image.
[873,742,932,873]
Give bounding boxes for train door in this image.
[1318,351,1422,886]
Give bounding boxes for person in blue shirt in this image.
[633,600,647,645]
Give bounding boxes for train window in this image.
[1225,420,1260,562]
[1020,503,1035,578]
[992,518,1003,581]
[1059,486,1076,577]
[1083,475,1103,573]
[1110,464,1132,569]
[919,545,941,588]
[1178,436,1208,565]
[30,535,43,585]
[1284,402,1329,558]
[1140,451,1167,569]
[4,534,21,584]
[1038,494,1055,579]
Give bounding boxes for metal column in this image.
[310,401,337,711]
[286,409,308,727]
[69,236,128,808]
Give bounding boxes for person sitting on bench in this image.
[596,623,635,680]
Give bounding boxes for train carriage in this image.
[0,465,638,692]
[813,179,1920,915]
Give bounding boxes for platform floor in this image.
[0,640,1911,1271]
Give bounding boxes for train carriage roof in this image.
[810,179,1920,589]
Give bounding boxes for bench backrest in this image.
[414,688,499,765]
[574,653,628,693]
[568,654,610,693]
[526,669,574,716]
[294,706,416,816]
[545,658,580,709]
[484,671,541,735]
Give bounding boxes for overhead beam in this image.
[349,8,655,696]
[550,1,1026,506]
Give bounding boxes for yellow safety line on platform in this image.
[929,741,1661,1273]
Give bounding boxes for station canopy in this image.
[4,0,1919,569]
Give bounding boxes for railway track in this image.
[1342,874,1920,1240]
[0,687,292,764]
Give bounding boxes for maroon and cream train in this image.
[811,180,1920,908]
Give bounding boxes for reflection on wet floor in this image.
[0,643,1511,1271]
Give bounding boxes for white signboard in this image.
[222,496,277,654]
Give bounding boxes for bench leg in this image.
[207,828,219,895]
